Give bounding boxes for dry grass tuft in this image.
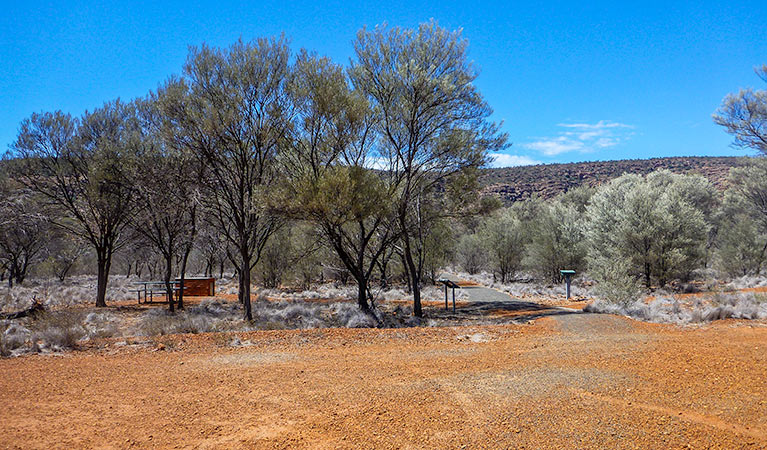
[29,310,87,351]
[585,292,767,324]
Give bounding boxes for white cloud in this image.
[489,153,541,168]
[525,137,584,155]
[523,120,634,156]
[558,120,630,130]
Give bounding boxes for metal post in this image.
[444,284,448,310]
[560,270,575,300]
[452,287,456,312]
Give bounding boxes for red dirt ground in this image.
[1,312,766,449]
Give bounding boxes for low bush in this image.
[585,292,767,324]
[29,311,87,350]
[1,322,32,356]
[83,312,121,339]
[135,297,391,337]
[1,275,139,312]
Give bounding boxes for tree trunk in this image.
[15,259,28,285]
[58,262,73,282]
[644,262,651,288]
[96,252,109,308]
[408,265,422,317]
[401,253,412,293]
[204,258,212,278]
[241,257,253,321]
[378,257,389,289]
[178,246,192,310]
[164,254,175,313]
[355,274,371,312]
[235,268,243,304]
[402,238,422,317]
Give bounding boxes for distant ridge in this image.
[480,156,747,204]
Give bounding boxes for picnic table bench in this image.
[130,281,187,304]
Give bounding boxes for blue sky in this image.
[2,0,766,166]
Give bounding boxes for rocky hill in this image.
[480,156,747,204]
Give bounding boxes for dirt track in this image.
[1,312,766,449]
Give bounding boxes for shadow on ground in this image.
[424,297,581,324]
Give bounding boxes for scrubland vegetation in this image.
[1,22,767,358]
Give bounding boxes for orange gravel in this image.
[1,314,766,449]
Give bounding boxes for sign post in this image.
[560,270,576,299]
[437,279,461,312]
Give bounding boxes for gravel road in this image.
[439,273,519,303]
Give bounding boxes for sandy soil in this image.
[1,311,766,449]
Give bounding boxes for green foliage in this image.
[557,185,596,214]
[351,20,506,174]
[524,199,586,284]
[590,259,643,306]
[256,227,294,289]
[715,159,767,276]
[422,218,454,284]
[291,235,329,290]
[586,171,710,295]
[714,65,767,154]
[11,102,140,306]
[478,208,525,283]
[295,165,391,225]
[715,214,765,277]
[456,233,487,275]
[725,158,767,230]
[519,186,596,284]
[351,20,507,315]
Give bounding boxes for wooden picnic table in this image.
[130,280,186,304]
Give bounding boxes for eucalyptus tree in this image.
[257,226,294,289]
[350,21,508,316]
[159,37,292,320]
[524,199,586,284]
[586,171,710,295]
[715,212,765,277]
[725,159,767,232]
[714,65,767,154]
[716,158,767,275]
[194,218,228,277]
[455,233,487,275]
[44,232,87,282]
[521,188,594,284]
[479,208,525,283]
[421,218,453,285]
[280,51,397,313]
[12,102,138,306]
[130,96,200,311]
[0,176,49,286]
